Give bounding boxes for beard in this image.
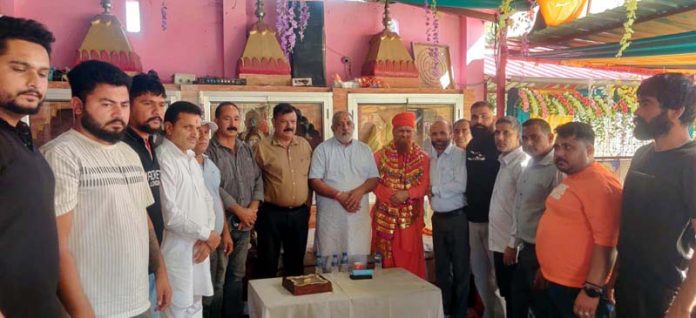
[81,111,126,144]
[432,140,449,151]
[336,133,352,144]
[138,117,162,134]
[471,124,490,139]
[0,97,44,115]
[633,111,672,141]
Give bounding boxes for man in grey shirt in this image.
[206,102,264,318]
[510,118,563,318]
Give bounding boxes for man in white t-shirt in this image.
[157,101,220,318]
[41,60,167,317]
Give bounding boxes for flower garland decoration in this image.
[517,87,639,118]
[276,0,310,57]
[425,0,441,77]
[532,90,549,117]
[616,0,638,58]
[160,0,168,31]
[518,88,530,112]
[497,0,513,37]
[298,1,310,41]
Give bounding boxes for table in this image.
[248,268,444,318]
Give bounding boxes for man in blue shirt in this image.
[429,119,469,318]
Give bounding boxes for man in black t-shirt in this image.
[123,71,172,315]
[616,73,696,318]
[0,16,67,317]
[466,101,505,318]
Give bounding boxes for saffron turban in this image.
[392,112,416,128]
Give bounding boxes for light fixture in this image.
[126,0,141,33]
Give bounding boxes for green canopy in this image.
[397,0,526,10]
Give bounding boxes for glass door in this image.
[348,93,464,232]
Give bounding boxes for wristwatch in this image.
[582,284,603,298]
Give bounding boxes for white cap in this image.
[202,120,218,133]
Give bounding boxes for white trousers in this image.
[161,296,203,318]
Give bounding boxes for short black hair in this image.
[555,122,595,146]
[495,116,521,132]
[164,101,202,124]
[523,118,552,134]
[637,73,696,125]
[130,70,166,101]
[0,16,55,55]
[214,102,240,119]
[273,103,297,119]
[67,60,131,102]
[471,100,494,111]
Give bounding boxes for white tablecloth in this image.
[249,268,444,318]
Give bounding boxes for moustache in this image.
[19,89,43,99]
[146,116,162,124]
[226,126,238,132]
[284,128,294,132]
[106,119,126,127]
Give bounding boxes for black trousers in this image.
[510,242,554,318]
[255,203,309,278]
[547,282,612,318]
[615,275,677,318]
[493,251,516,315]
[432,208,471,318]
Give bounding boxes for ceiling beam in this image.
[402,3,496,21]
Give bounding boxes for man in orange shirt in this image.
[536,122,622,318]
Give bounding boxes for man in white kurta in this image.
[157,102,220,318]
[309,111,379,265]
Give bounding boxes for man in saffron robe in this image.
[372,112,430,279]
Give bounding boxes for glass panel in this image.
[210,101,325,149]
[30,101,74,148]
[357,103,454,152]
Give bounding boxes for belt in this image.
[433,206,467,217]
[262,202,307,211]
[521,241,535,250]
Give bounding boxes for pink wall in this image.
[3,0,484,89]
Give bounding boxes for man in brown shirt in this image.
[254,103,313,278]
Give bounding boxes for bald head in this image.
[430,119,452,154]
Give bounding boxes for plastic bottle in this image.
[340,252,349,272]
[315,255,323,275]
[374,252,383,274]
[331,254,339,274]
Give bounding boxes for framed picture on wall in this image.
[411,42,455,89]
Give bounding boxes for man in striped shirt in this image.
[41,60,166,317]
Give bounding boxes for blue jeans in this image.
[148,273,159,318]
[222,230,251,318]
[203,245,228,318]
[547,282,612,318]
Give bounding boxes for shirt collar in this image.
[161,138,195,159]
[271,135,299,147]
[0,118,33,150]
[435,143,455,157]
[534,149,555,166]
[125,126,155,147]
[499,146,525,165]
[211,134,242,151]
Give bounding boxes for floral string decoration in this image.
[424,0,440,77]
[298,0,310,41]
[276,0,310,57]
[616,0,638,58]
[160,0,168,31]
